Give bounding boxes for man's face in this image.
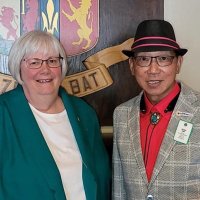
[129,51,183,104]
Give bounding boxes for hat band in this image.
[132,43,179,50]
[134,36,177,44]
[132,36,181,51]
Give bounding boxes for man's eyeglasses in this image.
[134,56,175,67]
[23,57,63,69]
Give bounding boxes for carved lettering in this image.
[68,72,100,95]
[61,64,113,97]
[83,77,92,91]
[88,72,98,87]
[69,79,80,95]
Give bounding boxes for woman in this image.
[0,30,110,200]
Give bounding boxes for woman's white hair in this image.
[8,30,68,84]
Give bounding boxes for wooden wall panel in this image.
[67,0,164,126]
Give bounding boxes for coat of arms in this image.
[0,0,99,75]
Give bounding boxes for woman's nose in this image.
[40,60,51,71]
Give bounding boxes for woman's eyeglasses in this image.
[23,57,63,69]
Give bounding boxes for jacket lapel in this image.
[60,90,93,169]
[128,95,149,185]
[59,88,96,199]
[149,85,197,187]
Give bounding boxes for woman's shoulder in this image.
[0,86,22,102]
[60,87,96,114]
[0,89,14,102]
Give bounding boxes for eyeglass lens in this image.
[134,56,175,67]
[24,57,63,69]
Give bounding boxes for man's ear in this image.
[176,56,183,74]
[129,58,135,75]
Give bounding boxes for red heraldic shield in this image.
[60,0,99,56]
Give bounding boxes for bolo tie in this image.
[150,112,161,125]
[140,93,180,167]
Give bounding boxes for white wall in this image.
[164,0,200,92]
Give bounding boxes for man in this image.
[112,19,200,200]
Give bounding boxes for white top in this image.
[29,104,86,200]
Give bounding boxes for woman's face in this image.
[20,52,62,101]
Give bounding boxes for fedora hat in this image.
[123,19,187,57]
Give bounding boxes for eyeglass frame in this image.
[23,56,63,69]
[133,55,176,67]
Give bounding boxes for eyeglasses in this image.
[23,56,63,69]
[134,56,175,67]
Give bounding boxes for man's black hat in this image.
[123,19,188,57]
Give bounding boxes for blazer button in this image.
[146,194,154,200]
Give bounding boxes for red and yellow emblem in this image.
[60,0,99,56]
[22,0,99,56]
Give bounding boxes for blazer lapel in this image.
[7,86,66,199]
[128,96,149,185]
[60,89,96,199]
[149,88,197,187]
[61,93,93,169]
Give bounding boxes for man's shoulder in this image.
[116,95,141,109]
[113,95,141,118]
[180,82,200,101]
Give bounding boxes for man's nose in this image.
[147,58,160,73]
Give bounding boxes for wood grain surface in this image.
[67,0,164,126]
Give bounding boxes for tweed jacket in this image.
[0,85,110,200]
[113,82,200,200]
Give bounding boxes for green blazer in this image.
[0,85,110,200]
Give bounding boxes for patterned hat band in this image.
[131,36,180,50]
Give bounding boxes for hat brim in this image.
[122,46,188,57]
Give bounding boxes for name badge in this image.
[174,120,193,144]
